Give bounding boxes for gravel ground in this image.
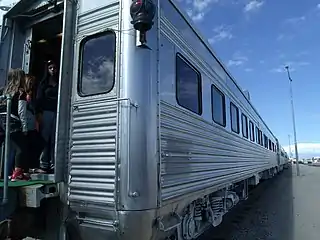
[199,164,320,240]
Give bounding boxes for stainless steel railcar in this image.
[0,0,288,239]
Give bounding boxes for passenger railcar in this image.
[0,0,288,239]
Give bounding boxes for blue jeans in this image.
[39,111,56,171]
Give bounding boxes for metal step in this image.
[30,173,55,181]
[18,183,59,208]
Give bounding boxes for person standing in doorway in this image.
[35,60,58,174]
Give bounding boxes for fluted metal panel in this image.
[69,101,117,205]
[160,102,277,201]
[77,1,119,36]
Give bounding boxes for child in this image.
[2,69,30,181]
[21,75,44,172]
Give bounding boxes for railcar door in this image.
[66,1,121,236]
[0,11,32,86]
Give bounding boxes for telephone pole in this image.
[285,66,300,176]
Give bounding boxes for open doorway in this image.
[28,15,63,177]
[29,15,63,95]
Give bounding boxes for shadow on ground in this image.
[198,166,294,240]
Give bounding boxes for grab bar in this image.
[0,94,12,205]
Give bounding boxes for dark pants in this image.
[10,132,28,170]
[39,111,56,170]
[27,130,45,169]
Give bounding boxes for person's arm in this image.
[18,92,28,133]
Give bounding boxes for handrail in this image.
[0,94,11,205]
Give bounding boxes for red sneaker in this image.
[11,169,31,181]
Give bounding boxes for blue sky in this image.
[175,0,320,158]
[1,0,319,157]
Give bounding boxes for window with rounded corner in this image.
[211,85,226,127]
[249,120,255,141]
[78,31,116,96]
[176,54,202,115]
[241,113,248,138]
[230,102,239,134]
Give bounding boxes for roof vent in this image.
[243,90,251,101]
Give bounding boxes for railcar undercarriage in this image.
[162,167,279,240]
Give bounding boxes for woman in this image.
[2,69,30,181]
[35,60,58,174]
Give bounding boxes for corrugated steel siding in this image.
[77,1,119,36]
[69,101,117,205]
[68,2,119,207]
[160,102,277,201]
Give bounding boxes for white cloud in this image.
[244,0,264,13]
[186,9,205,22]
[297,61,310,66]
[270,66,295,73]
[183,0,219,22]
[227,51,248,67]
[283,16,306,25]
[270,61,310,73]
[192,0,219,12]
[277,33,294,41]
[244,68,253,72]
[208,24,233,44]
[296,51,309,57]
[317,3,320,9]
[283,143,320,158]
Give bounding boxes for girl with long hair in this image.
[23,74,44,170]
[35,60,58,174]
[2,68,30,180]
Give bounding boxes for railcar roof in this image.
[169,0,278,141]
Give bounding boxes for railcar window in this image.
[272,142,275,152]
[269,139,272,150]
[78,31,116,96]
[255,127,260,144]
[211,85,226,126]
[241,114,248,138]
[176,54,202,115]
[263,134,268,148]
[259,130,263,146]
[249,121,255,141]
[230,102,240,133]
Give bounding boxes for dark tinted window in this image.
[176,54,202,115]
[241,114,248,138]
[249,121,255,141]
[211,85,226,126]
[259,130,263,146]
[230,102,239,133]
[79,31,116,96]
[269,139,272,150]
[264,134,268,148]
[272,142,275,152]
[256,127,260,144]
